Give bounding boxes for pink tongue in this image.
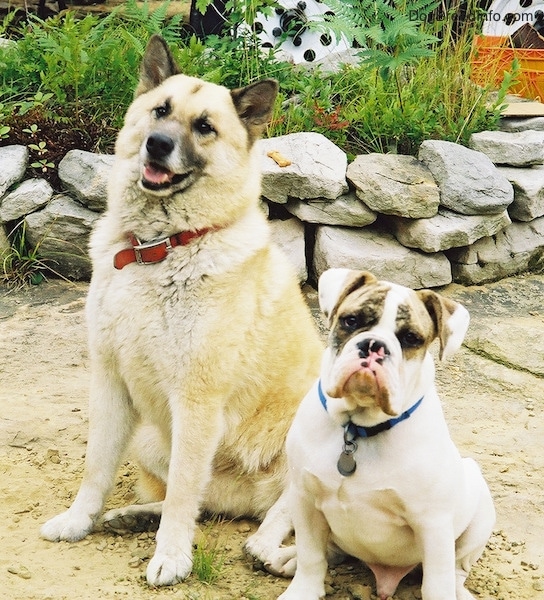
[143,164,173,184]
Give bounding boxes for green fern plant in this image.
[322,0,439,111]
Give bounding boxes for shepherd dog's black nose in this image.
[146,132,174,160]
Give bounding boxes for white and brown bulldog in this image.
[279,269,495,600]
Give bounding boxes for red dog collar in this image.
[113,228,216,270]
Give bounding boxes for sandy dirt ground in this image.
[1,274,543,600]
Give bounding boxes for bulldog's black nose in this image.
[357,338,389,360]
[146,132,174,160]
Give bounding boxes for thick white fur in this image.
[279,269,495,600]
[41,37,322,587]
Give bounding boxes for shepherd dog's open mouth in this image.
[141,162,194,191]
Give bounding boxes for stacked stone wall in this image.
[1,123,543,287]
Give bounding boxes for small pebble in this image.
[237,522,252,534]
[7,565,32,579]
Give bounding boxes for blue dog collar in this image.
[318,379,423,439]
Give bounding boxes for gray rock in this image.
[259,133,348,203]
[25,195,100,280]
[285,191,377,227]
[0,145,28,197]
[447,217,544,285]
[497,164,544,222]
[269,217,307,282]
[58,150,114,212]
[389,208,511,253]
[0,179,53,223]
[469,130,544,166]
[464,319,544,378]
[347,153,440,218]
[310,48,362,73]
[0,37,16,50]
[499,116,544,132]
[313,225,451,289]
[418,140,514,215]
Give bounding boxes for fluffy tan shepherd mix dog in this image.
[41,34,323,586]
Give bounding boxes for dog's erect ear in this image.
[318,269,378,324]
[136,35,180,97]
[418,290,470,361]
[231,79,278,142]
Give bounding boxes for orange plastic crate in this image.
[471,34,544,101]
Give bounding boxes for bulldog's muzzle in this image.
[357,338,390,369]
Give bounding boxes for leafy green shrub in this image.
[269,0,509,155]
[0,0,511,158]
[0,0,184,141]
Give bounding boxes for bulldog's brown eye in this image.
[341,315,359,331]
[399,330,423,348]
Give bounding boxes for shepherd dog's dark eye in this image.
[154,101,171,119]
[341,315,359,330]
[194,117,215,136]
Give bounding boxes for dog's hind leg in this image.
[100,424,168,533]
[102,502,163,533]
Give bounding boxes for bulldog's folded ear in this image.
[318,269,378,324]
[418,290,470,360]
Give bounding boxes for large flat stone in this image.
[447,217,544,285]
[285,191,377,227]
[499,116,544,132]
[25,195,99,280]
[389,208,511,253]
[497,164,544,222]
[313,225,451,288]
[269,217,307,282]
[58,150,114,212]
[419,140,514,215]
[347,153,439,218]
[259,133,348,203]
[469,130,544,166]
[0,179,53,223]
[0,145,28,198]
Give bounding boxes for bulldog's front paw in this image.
[264,545,297,578]
[146,549,193,586]
[40,510,95,542]
[278,580,325,600]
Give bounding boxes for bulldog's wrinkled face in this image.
[318,269,469,420]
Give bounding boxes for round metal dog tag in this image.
[337,450,357,476]
[337,424,358,476]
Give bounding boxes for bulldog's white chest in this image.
[286,386,458,566]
